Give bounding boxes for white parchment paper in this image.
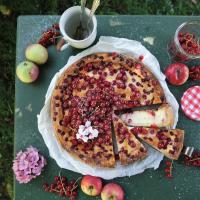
[37,36,179,179]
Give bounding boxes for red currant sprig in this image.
[184,151,200,167]
[164,160,173,179]
[43,171,81,200]
[38,23,61,48]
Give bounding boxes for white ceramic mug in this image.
[59,6,97,50]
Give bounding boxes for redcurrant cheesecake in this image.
[51,52,183,168]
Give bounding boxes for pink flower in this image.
[12,146,46,184]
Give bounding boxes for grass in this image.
[0,0,200,199]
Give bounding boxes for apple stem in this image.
[176,68,181,79]
[89,185,94,195]
[109,195,114,200]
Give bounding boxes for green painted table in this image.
[15,15,200,200]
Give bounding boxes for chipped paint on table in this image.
[143,36,155,45]
[109,16,130,27]
[15,107,23,118]
[25,104,33,112]
[15,16,200,200]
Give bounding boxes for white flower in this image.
[78,125,89,136]
[76,133,89,143]
[78,121,92,136]
[76,121,99,142]
[86,126,93,134]
[88,128,99,139]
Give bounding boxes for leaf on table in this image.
[0,5,11,16]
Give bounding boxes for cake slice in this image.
[121,104,174,128]
[129,127,184,160]
[113,114,148,165]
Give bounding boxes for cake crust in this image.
[51,52,167,168]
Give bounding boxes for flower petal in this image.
[78,125,85,133]
[85,121,91,127]
[86,126,93,134]
[82,135,89,142]
[82,128,90,136]
[92,129,99,137]
[89,134,94,139]
[76,133,81,140]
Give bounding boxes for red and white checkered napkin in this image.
[181,86,200,121]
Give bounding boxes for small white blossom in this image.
[78,125,89,135]
[76,121,99,142]
[88,129,99,139]
[76,133,88,143]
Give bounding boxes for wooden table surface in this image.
[15,15,200,200]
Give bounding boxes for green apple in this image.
[25,44,48,65]
[16,61,39,83]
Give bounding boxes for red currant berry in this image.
[165,161,172,166]
[54,176,59,182]
[164,168,170,173]
[69,179,75,186]
[166,173,172,178]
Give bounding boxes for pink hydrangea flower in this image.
[12,146,46,184]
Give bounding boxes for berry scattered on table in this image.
[189,66,200,81]
[165,161,172,166]
[164,160,173,179]
[43,173,80,200]
[38,23,61,47]
[184,151,200,167]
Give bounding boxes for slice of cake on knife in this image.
[129,127,184,160]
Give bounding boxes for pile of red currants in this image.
[38,23,61,47]
[43,174,80,200]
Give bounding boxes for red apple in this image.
[81,175,102,196]
[164,63,189,86]
[101,183,124,200]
